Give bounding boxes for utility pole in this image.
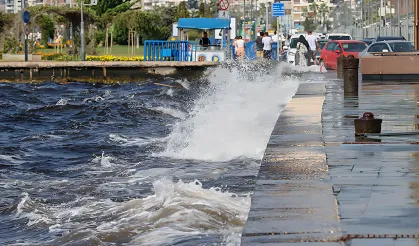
[390,0,393,35]
[81,0,85,61]
[277,16,280,61]
[380,0,383,35]
[406,0,409,41]
[398,0,401,35]
[266,2,269,31]
[80,0,98,61]
[415,0,419,48]
[361,0,364,39]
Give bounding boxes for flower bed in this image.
[86,55,144,61]
[32,53,145,62]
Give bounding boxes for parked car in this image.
[325,33,352,40]
[286,35,300,65]
[319,40,367,70]
[358,40,415,56]
[361,38,375,45]
[315,39,330,63]
[373,36,406,42]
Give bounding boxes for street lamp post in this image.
[81,1,85,61]
[80,0,98,61]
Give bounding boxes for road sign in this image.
[22,11,30,24]
[24,24,30,36]
[272,3,285,17]
[218,0,229,10]
[218,10,230,19]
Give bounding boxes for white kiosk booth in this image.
[176,18,231,62]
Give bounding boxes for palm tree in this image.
[309,2,319,23]
[318,3,329,25]
[302,7,308,18]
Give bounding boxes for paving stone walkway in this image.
[242,77,419,246]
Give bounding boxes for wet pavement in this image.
[242,75,419,245]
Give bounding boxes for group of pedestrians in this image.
[234,30,319,65]
[295,30,318,66]
[255,32,274,60]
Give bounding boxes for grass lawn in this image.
[97,45,144,56]
[39,45,144,57]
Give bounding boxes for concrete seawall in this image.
[241,83,342,245]
[242,78,419,245]
[0,61,218,83]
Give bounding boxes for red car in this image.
[319,40,367,70]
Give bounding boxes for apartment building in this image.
[143,0,183,10]
[27,0,43,6]
[42,0,77,6]
[3,0,24,13]
[0,0,77,12]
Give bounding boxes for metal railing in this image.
[333,26,414,41]
[144,40,195,61]
[241,41,279,60]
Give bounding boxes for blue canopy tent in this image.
[178,18,231,30]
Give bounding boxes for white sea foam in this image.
[178,80,190,90]
[0,154,24,165]
[108,134,161,147]
[166,88,174,97]
[91,151,114,167]
[14,179,250,246]
[151,106,187,119]
[158,64,300,161]
[55,98,68,106]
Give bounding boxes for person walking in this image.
[235,36,246,60]
[295,35,309,66]
[255,32,264,59]
[272,31,279,43]
[306,30,318,65]
[262,32,272,59]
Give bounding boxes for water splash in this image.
[158,63,300,161]
[13,179,250,246]
[150,106,187,120]
[91,151,114,167]
[55,98,68,106]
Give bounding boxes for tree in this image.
[178,1,190,18]
[302,7,308,18]
[318,3,329,25]
[303,16,317,32]
[0,12,13,35]
[37,15,55,44]
[309,2,318,23]
[198,2,205,17]
[94,0,125,16]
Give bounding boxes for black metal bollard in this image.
[337,55,345,79]
[354,112,382,136]
[343,55,359,95]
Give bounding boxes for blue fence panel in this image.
[233,41,278,60]
[144,40,190,61]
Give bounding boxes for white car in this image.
[286,34,301,65]
[325,33,352,40]
[358,40,415,57]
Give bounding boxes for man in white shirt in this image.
[262,32,273,59]
[306,30,318,65]
[272,31,279,43]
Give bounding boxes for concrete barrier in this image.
[0,61,218,83]
[361,52,419,81]
[2,54,42,62]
